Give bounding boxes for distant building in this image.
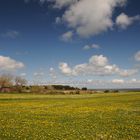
[0,87,13,93]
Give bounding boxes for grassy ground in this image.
[0,92,140,140]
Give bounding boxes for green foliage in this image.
[104,90,110,93]
[0,92,140,139]
[81,87,87,90]
[51,85,79,90]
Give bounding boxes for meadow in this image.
[0,92,140,140]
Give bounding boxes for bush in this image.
[104,90,110,93]
[82,87,87,91]
[75,90,80,94]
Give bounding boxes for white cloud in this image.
[112,79,124,84]
[62,0,127,37]
[61,31,73,41]
[119,69,138,77]
[50,67,54,71]
[59,54,138,77]
[1,30,20,39]
[89,55,108,67]
[59,55,119,76]
[116,13,140,29]
[26,0,134,38]
[87,79,93,83]
[131,78,137,83]
[135,51,140,62]
[83,44,100,50]
[59,63,72,75]
[129,79,140,84]
[0,55,24,71]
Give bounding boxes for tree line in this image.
[0,74,88,93]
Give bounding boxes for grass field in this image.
[0,92,140,140]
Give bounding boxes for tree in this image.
[82,87,87,91]
[104,90,110,93]
[0,74,13,88]
[15,76,27,92]
[15,76,27,86]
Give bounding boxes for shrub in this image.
[82,87,87,91]
[104,90,110,93]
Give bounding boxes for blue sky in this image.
[0,0,140,88]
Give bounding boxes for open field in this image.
[0,92,140,140]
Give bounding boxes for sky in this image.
[0,0,140,88]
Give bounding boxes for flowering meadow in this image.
[0,92,140,140]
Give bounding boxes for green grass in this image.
[0,92,140,140]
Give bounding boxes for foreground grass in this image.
[0,93,140,140]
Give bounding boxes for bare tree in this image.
[14,76,27,92]
[0,74,13,88]
[15,76,27,86]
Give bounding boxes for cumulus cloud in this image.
[116,13,140,29]
[1,30,20,39]
[59,63,72,76]
[83,44,100,50]
[24,0,126,37]
[129,79,140,84]
[59,54,138,77]
[61,0,127,37]
[112,78,140,86]
[26,0,140,37]
[26,0,140,38]
[119,69,138,77]
[135,51,140,62]
[59,55,119,76]
[89,55,108,67]
[112,79,124,84]
[61,31,73,41]
[0,55,24,71]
